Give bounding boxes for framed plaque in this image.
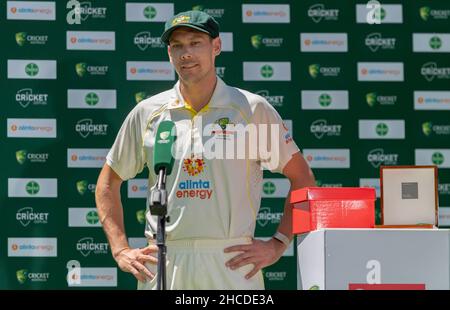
[379,165,438,227]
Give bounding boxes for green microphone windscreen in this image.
[153,120,176,175]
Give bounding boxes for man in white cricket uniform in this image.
[96,10,316,290]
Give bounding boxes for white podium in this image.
[297,228,450,290]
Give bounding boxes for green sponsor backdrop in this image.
[1,0,449,289]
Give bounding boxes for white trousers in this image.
[137,237,265,290]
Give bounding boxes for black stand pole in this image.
[149,168,168,290]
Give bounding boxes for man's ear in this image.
[213,37,222,56]
[167,45,173,63]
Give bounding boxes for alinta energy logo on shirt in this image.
[366,92,397,107]
[251,35,283,49]
[15,88,48,107]
[307,4,339,23]
[16,149,49,164]
[134,31,164,51]
[420,6,450,21]
[422,122,450,137]
[421,62,450,82]
[75,62,108,77]
[16,207,49,227]
[308,64,341,79]
[15,32,48,46]
[365,33,396,52]
[192,5,225,18]
[177,157,212,200]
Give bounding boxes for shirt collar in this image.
[167,76,228,110]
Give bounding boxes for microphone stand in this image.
[149,167,168,290]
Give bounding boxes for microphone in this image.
[153,120,176,176]
[149,120,177,290]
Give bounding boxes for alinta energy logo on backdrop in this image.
[66,31,115,51]
[415,149,450,168]
[128,179,147,198]
[365,33,396,52]
[16,207,49,227]
[414,91,450,110]
[125,3,173,22]
[15,88,48,108]
[310,119,342,139]
[16,149,49,164]
[419,6,450,21]
[134,31,164,51]
[76,180,96,195]
[7,1,56,20]
[366,92,397,107]
[255,90,284,108]
[250,35,283,49]
[301,33,348,52]
[422,122,450,137]
[68,89,116,109]
[421,62,450,82]
[15,32,48,46]
[75,62,108,77]
[75,119,108,138]
[307,4,339,23]
[303,149,350,168]
[192,4,225,19]
[308,64,341,79]
[76,237,109,257]
[7,118,56,138]
[77,1,107,21]
[68,208,101,227]
[8,238,57,257]
[126,61,175,81]
[357,62,404,81]
[16,269,50,284]
[242,4,290,23]
[257,207,282,228]
[301,90,349,110]
[68,148,108,168]
[367,148,399,168]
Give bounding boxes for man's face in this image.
[167,28,221,84]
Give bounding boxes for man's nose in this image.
[180,47,193,60]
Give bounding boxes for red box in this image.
[290,187,376,234]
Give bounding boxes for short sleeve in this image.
[252,98,300,174]
[106,105,146,181]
